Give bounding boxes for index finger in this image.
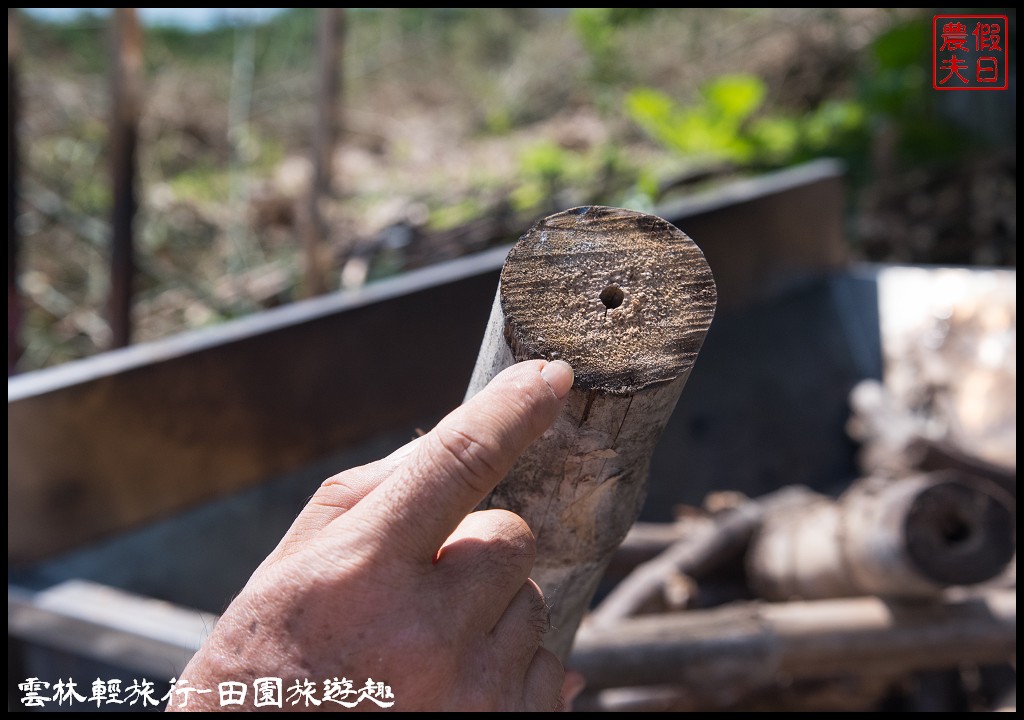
[340,359,573,562]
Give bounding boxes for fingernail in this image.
[541,360,574,399]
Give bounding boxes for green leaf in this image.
[519,141,571,181]
[750,116,800,160]
[702,74,765,121]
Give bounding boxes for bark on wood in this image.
[465,206,716,660]
[570,589,1016,693]
[747,472,1016,600]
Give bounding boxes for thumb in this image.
[334,359,574,562]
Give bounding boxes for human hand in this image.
[169,359,575,711]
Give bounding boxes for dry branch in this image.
[571,589,1016,696]
[108,7,142,348]
[301,7,344,297]
[466,206,716,660]
[603,521,691,580]
[747,472,1015,600]
[590,486,813,624]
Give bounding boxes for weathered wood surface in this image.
[8,250,508,566]
[570,589,1016,694]
[661,159,845,311]
[467,206,716,660]
[747,472,1015,600]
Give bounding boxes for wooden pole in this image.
[108,8,142,348]
[747,472,1015,600]
[226,19,257,274]
[570,589,1016,694]
[465,206,716,660]
[303,7,345,297]
[8,9,21,373]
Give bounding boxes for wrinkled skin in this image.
[168,360,576,711]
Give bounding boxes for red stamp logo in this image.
[933,15,1008,90]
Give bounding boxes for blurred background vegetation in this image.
[10,8,1016,370]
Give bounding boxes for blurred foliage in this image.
[618,13,977,192]
[13,8,1014,370]
[427,197,486,232]
[512,141,636,213]
[626,76,767,163]
[515,141,574,206]
[625,77,866,168]
[858,15,970,165]
[571,8,656,84]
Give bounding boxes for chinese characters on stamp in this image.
[933,15,1009,90]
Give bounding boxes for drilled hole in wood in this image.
[600,285,624,309]
[939,510,973,546]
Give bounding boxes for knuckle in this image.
[308,474,359,509]
[481,509,537,557]
[485,538,537,581]
[430,426,503,496]
[443,512,537,581]
[472,511,537,572]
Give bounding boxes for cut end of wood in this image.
[500,206,717,394]
[903,475,1016,586]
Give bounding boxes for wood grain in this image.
[499,206,716,393]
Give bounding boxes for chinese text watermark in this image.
[18,676,395,709]
[933,15,1009,90]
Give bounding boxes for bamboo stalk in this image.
[465,206,716,660]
